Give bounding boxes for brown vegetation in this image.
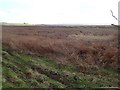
[2,25,119,72]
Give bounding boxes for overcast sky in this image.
[0,0,119,25]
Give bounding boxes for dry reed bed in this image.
[3,35,118,71]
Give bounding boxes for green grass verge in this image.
[2,46,119,88]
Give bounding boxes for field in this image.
[2,25,119,88]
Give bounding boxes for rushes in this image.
[2,26,118,72]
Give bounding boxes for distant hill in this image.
[0,22,33,26]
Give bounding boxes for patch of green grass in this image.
[2,46,119,88]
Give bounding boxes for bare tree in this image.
[110,10,120,23]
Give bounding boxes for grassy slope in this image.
[2,46,119,88]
